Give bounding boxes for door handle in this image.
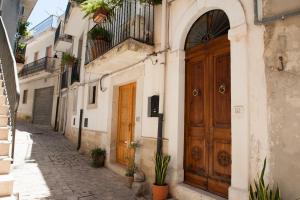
[128,123,132,131]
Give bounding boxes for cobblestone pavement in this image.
[12,122,135,200]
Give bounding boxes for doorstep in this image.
[106,161,127,177]
[171,183,227,200]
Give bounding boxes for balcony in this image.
[63,1,86,36]
[28,15,58,39]
[61,70,68,89]
[18,57,56,77]
[54,22,73,52]
[84,0,154,72]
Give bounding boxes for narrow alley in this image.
[12,122,135,200]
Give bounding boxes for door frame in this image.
[116,82,137,165]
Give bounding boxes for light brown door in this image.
[184,35,231,198]
[46,46,52,57]
[116,82,136,165]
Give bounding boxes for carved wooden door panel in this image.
[116,83,136,165]
[185,36,231,198]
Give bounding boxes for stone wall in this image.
[263,1,300,199]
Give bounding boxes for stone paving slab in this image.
[12,122,135,200]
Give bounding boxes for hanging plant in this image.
[88,26,111,41]
[61,53,76,66]
[80,0,122,23]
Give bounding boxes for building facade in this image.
[18,16,61,127]
[21,0,300,199]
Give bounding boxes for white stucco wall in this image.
[18,74,60,126]
[25,30,55,63]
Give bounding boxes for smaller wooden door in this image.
[116,83,136,165]
[46,46,52,57]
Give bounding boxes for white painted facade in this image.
[18,28,60,127]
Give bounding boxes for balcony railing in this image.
[71,59,80,84]
[29,15,58,38]
[54,21,73,47]
[61,70,68,89]
[18,57,56,77]
[85,0,154,64]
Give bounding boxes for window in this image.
[46,46,52,57]
[34,51,39,61]
[22,90,28,104]
[88,85,97,105]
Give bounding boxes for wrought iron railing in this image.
[85,0,154,64]
[61,70,68,89]
[18,57,56,77]
[0,17,20,159]
[71,59,80,84]
[29,15,58,37]
[54,21,73,46]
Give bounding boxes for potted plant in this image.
[88,26,111,58]
[124,140,140,188]
[61,53,76,66]
[250,158,282,200]
[90,147,106,167]
[152,153,171,200]
[81,0,122,23]
[125,162,137,188]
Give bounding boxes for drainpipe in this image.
[254,0,300,25]
[156,0,168,154]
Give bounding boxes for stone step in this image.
[0,175,13,197]
[0,116,9,127]
[0,141,10,156]
[0,105,9,116]
[0,95,7,105]
[0,127,9,140]
[0,156,12,175]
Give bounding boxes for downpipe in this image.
[156,0,168,154]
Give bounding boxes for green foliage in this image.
[61,53,76,66]
[88,26,111,41]
[249,158,282,200]
[80,0,122,19]
[17,20,30,38]
[90,148,106,159]
[154,153,171,186]
[125,162,137,177]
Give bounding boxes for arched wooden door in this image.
[184,10,231,198]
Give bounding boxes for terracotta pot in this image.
[152,184,169,200]
[126,176,134,188]
[93,7,109,23]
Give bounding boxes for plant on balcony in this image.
[249,158,282,200]
[89,26,111,41]
[90,147,106,167]
[15,20,30,64]
[61,53,76,66]
[81,0,122,23]
[152,153,171,200]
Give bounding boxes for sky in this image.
[27,0,69,29]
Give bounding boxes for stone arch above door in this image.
[172,0,247,50]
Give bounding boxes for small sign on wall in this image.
[232,105,244,118]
